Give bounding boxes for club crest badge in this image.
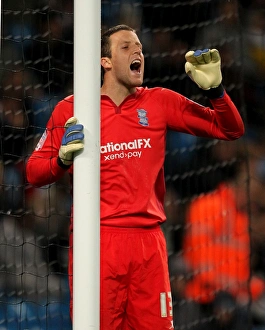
[137,109,149,126]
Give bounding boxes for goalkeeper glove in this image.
[58,117,84,167]
[185,49,224,98]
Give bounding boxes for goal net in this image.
[1,0,265,329]
[1,1,73,329]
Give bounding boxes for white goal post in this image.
[73,1,101,329]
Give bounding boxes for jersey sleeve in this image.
[160,88,245,140]
[26,97,74,187]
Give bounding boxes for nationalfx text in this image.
[101,138,151,161]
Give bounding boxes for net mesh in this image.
[1,0,265,329]
[1,1,73,329]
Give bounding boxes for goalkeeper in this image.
[26,24,244,329]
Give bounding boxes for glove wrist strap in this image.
[202,84,224,99]
[57,156,72,169]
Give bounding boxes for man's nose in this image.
[133,46,142,54]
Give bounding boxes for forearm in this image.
[179,92,245,140]
[26,154,67,186]
[210,91,245,140]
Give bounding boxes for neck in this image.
[101,82,137,106]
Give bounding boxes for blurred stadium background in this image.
[1,0,265,329]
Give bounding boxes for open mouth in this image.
[130,60,141,73]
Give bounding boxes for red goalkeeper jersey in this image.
[26,87,244,227]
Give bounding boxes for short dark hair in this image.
[101,24,135,58]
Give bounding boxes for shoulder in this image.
[64,94,74,103]
[49,95,74,126]
[138,86,175,94]
[137,86,183,100]
[59,94,74,106]
[54,94,73,112]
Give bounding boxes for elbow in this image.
[26,173,47,188]
[235,124,245,140]
[26,161,43,187]
[228,130,245,141]
[224,123,245,141]
[26,169,40,187]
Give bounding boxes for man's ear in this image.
[101,57,111,70]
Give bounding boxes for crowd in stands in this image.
[1,0,265,328]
